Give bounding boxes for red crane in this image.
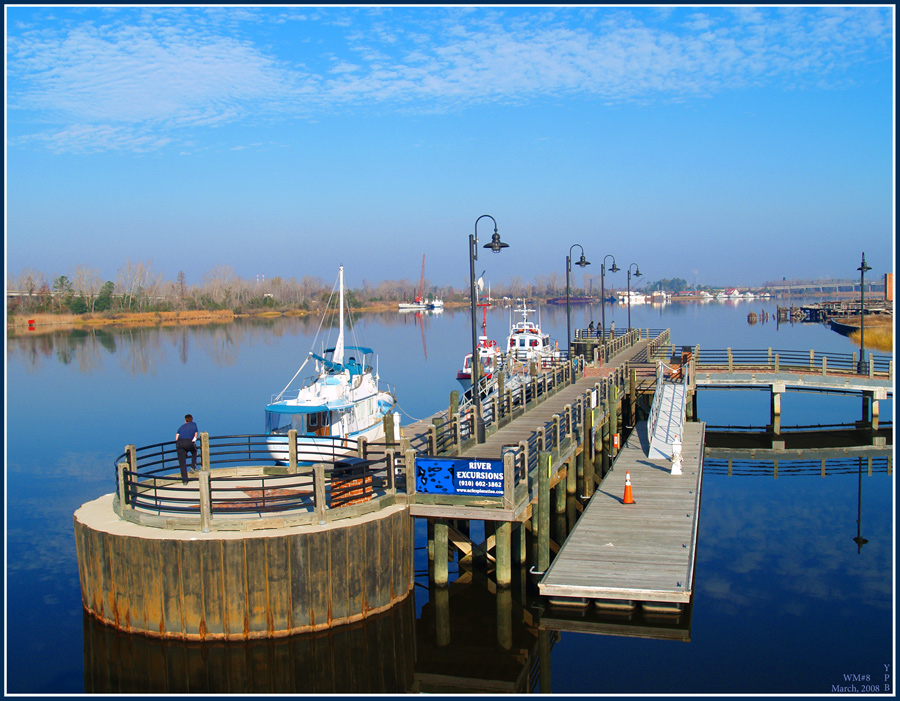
[416,254,426,304]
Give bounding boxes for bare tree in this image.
[117,260,155,311]
[72,266,103,312]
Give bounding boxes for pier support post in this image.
[861,392,872,428]
[434,519,449,587]
[629,368,637,427]
[496,520,512,588]
[770,383,784,434]
[497,587,512,649]
[116,462,128,518]
[314,462,326,524]
[554,478,566,514]
[537,452,551,575]
[198,470,212,533]
[383,413,394,445]
[288,429,298,473]
[584,399,596,498]
[610,385,619,460]
[449,390,459,419]
[434,586,450,646]
[514,521,527,565]
[539,629,553,693]
[568,452,578,496]
[200,433,210,471]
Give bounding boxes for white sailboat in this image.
[265,266,396,463]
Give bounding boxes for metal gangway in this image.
[647,360,690,460]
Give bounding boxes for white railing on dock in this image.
[647,360,689,460]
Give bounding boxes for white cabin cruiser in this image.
[265,266,396,463]
[506,300,560,365]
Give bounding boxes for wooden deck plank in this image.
[538,420,705,605]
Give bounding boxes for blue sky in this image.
[5,5,895,290]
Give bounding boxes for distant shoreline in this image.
[5,302,473,334]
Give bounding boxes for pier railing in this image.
[113,432,405,531]
[691,347,893,379]
[405,368,635,518]
[573,327,670,363]
[419,357,633,461]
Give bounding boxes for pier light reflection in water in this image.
[5,299,894,694]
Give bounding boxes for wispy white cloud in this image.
[6,6,892,154]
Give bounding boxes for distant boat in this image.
[546,296,594,305]
[265,266,396,462]
[617,290,648,304]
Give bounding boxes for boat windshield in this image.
[266,410,301,435]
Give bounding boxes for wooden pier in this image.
[76,322,896,643]
[537,420,704,610]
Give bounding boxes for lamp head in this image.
[610,261,620,273]
[635,267,642,277]
[576,253,590,268]
[484,232,509,253]
[858,253,872,274]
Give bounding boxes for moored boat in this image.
[265,266,396,462]
[457,303,503,382]
[506,299,560,365]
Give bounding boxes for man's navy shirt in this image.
[177,421,198,442]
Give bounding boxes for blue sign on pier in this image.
[415,457,504,496]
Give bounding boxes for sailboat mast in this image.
[334,266,345,365]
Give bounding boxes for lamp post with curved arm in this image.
[566,245,590,383]
[626,263,641,332]
[599,255,619,344]
[856,252,871,374]
[470,215,509,443]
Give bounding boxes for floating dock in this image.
[538,420,705,610]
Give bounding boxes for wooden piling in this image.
[537,451,551,574]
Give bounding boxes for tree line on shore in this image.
[7,260,835,318]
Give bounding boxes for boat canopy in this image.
[314,345,374,376]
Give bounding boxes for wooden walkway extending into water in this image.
[458,339,653,461]
[538,419,705,610]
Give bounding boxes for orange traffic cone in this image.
[622,470,635,505]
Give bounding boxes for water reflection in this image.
[83,596,416,694]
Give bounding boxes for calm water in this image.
[5,299,895,694]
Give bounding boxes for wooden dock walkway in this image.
[459,339,653,461]
[398,338,655,458]
[538,419,705,609]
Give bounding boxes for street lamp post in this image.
[470,215,509,443]
[626,263,641,332]
[566,245,590,383]
[599,255,619,344]
[856,252,871,374]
